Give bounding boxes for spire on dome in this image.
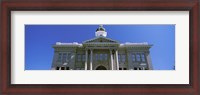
[96,25,106,32]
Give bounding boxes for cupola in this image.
[95,25,107,37]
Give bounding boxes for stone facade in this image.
[51,25,153,70]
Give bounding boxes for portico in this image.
[84,48,120,70]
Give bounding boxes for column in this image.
[90,49,93,70]
[146,52,153,70]
[110,50,114,70]
[85,50,88,70]
[52,52,59,70]
[115,50,119,70]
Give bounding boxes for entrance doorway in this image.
[96,66,107,70]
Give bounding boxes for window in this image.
[121,54,126,62]
[104,54,108,60]
[57,53,62,62]
[57,53,72,63]
[56,67,60,70]
[119,68,122,70]
[118,54,120,62]
[99,54,103,61]
[134,67,137,70]
[124,68,127,70]
[95,54,98,61]
[131,54,136,62]
[61,67,65,70]
[141,53,146,62]
[62,53,67,63]
[66,67,70,70]
[136,54,141,62]
[101,54,104,61]
[68,53,71,60]
[82,54,85,61]
[77,54,81,62]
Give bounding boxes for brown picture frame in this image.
[0,0,199,95]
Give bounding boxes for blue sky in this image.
[25,25,175,70]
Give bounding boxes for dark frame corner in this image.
[1,0,199,95]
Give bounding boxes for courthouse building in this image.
[51,25,153,70]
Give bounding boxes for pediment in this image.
[83,37,119,43]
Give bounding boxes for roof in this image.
[83,36,119,44]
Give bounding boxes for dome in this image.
[95,25,107,37]
[96,25,105,32]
